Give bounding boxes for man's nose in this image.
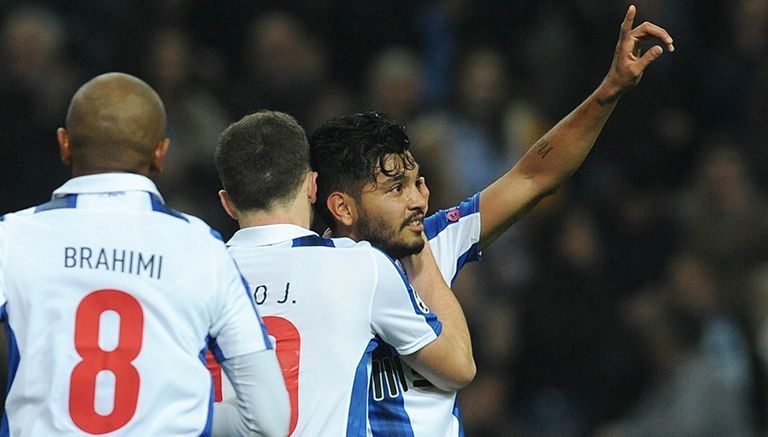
[408,187,427,210]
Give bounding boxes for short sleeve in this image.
[369,248,441,356]
[423,193,482,284]
[209,245,271,362]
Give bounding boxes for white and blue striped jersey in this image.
[365,193,482,437]
[0,173,270,436]
[215,224,442,437]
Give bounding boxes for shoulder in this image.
[424,193,481,240]
[0,205,40,222]
[323,237,406,278]
[0,206,43,236]
[164,213,234,258]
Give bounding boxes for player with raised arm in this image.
[0,73,289,436]
[308,6,674,436]
[211,110,474,436]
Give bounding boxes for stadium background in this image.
[1,1,767,435]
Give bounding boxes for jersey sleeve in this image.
[423,193,482,284]
[369,248,442,356]
[209,244,271,362]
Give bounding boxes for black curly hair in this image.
[308,112,416,229]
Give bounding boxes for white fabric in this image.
[0,173,270,436]
[217,224,441,437]
[361,194,482,437]
[213,350,289,437]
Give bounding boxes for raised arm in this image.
[479,5,674,248]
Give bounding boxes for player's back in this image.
[225,224,440,436]
[0,187,243,436]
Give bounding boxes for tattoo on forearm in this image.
[596,93,620,107]
[535,140,553,158]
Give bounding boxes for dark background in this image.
[1,1,767,435]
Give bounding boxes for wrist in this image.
[594,77,624,107]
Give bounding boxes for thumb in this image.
[638,45,664,69]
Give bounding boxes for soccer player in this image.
[308,6,675,436]
[211,110,474,436]
[0,73,289,436]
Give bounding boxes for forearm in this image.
[519,79,621,186]
[478,82,619,247]
[401,244,475,389]
[478,5,674,247]
[213,350,290,437]
[410,264,472,356]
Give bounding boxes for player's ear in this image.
[218,190,239,220]
[327,191,357,227]
[150,138,171,174]
[306,171,318,205]
[57,127,72,165]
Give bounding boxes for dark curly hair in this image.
[308,112,416,229]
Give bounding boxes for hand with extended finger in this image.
[602,5,674,101]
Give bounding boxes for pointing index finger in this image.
[622,5,637,34]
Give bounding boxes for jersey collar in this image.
[227,224,317,247]
[51,173,164,201]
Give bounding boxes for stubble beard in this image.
[357,211,425,259]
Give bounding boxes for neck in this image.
[237,195,312,230]
[330,224,361,242]
[71,167,148,177]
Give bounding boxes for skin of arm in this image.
[478,5,675,249]
[399,236,476,392]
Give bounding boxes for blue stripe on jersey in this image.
[209,337,226,364]
[198,343,215,437]
[149,193,189,222]
[34,194,78,213]
[209,229,224,241]
[1,305,20,437]
[291,235,335,247]
[454,394,465,437]
[451,243,480,286]
[371,247,441,334]
[423,193,479,241]
[369,343,415,437]
[346,339,380,437]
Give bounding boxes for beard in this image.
[357,209,425,259]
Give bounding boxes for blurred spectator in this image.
[143,24,233,234]
[595,251,758,437]
[364,46,426,124]
[598,180,679,299]
[227,10,329,127]
[515,204,646,436]
[672,138,768,307]
[1,2,767,434]
[0,4,79,212]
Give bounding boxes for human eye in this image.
[389,184,403,193]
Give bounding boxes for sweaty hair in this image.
[215,110,310,212]
[308,112,416,228]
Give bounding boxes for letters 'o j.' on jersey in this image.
[212,223,442,437]
[213,194,482,437]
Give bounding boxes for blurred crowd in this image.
[1,0,768,435]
